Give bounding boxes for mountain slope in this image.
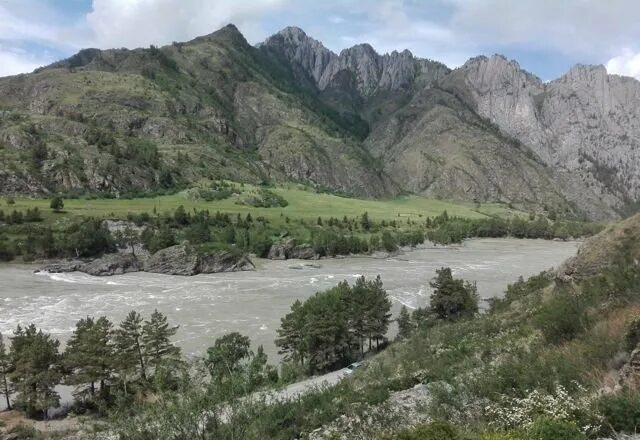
[263,28,578,216]
[0,25,395,198]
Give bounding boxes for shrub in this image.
[598,390,640,433]
[50,195,64,212]
[525,418,585,440]
[7,423,37,439]
[388,420,459,440]
[534,292,589,344]
[238,189,288,208]
[625,315,640,351]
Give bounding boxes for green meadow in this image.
[5,183,519,223]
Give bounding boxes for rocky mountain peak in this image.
[558,63,608,84]
[263,26,336,84]
[276,26,311,42]
[264,28,448,97]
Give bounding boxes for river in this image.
[0,238,578,360]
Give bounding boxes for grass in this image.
[3,183,519,224]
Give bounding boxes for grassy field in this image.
[3,183,520,224]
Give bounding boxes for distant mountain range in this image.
[1,24,639,219]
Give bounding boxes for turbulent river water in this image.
[0,238,579,359]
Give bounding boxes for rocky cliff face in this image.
[263,27,450,99]
[442,55,640,217]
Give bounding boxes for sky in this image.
[2,0,640,81]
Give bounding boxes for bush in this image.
[7,423,37,439]
[598,390,640,433]
[525,418,585,440]
[50,196,64,212]
[534,292,589,344]
[625,315,640,351]
[387,420,459,440]
[238,189,288,208]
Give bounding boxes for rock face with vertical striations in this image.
[441,55,640,218]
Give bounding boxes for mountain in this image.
[440,55,640,218]
[0,25,394,199]
[1,24,639,219]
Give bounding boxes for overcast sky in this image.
[2,0,640,80]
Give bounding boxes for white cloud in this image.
[0,48,52,77]
[606,50,640,80]
[86,0,286,49]
[448,0,640,57]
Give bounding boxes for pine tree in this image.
[360,212,371,231]
[9,325,61,419]
[64,316,114,399]
[429,267,479,320]
[358,275,391,351]
[142,310,180,374]
[345,278,368,355]
[397,305,413,339]
[0,333,13,410]
[115,311,147,382]
[275,299,307,365]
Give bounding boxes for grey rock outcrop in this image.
[144,244,255,275]
[442,54,640,218]
[39,253,143,276]
[40,246,254,276]
[618,346,640,389]
[81,253,144,276]
[267,240,317,260]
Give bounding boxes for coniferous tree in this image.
[344,279,369,355]
[248,345,276,388]
[364,275,392,349]
[303,287,350,372]
[9,325,61,419]
[0,333,13,410]
[360,212,371,231]
[64,316,114,399]
[142,310,180,375]
[275,299,307,365]
[397,306,413,339]
[429,267,479,321]
[115,311,147,383]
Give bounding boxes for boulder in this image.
[267,240,317,260]
[39,259,86,273]
[81,253,144,276]
[144,244,202,275]
[144,244,255,275]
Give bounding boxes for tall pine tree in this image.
[10,325,61,419]
[0,333,13,410]
[64,316,114,399]
[115,311,147,382]
[275,299,307,365]
[397,305,413,339]
[142,309,181,375]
